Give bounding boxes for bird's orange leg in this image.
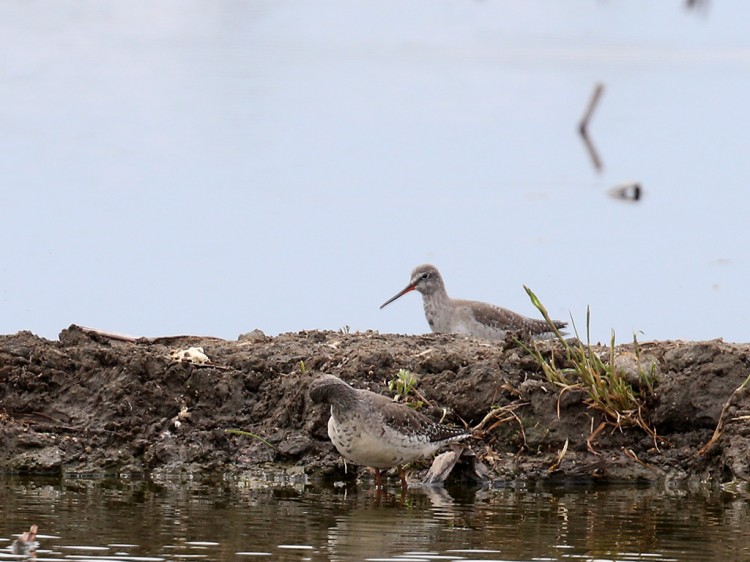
[399,467,408,491]
[375,468,383,489]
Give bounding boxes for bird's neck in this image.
[421,287,451,325]
[329,384,360,413]
[421,284,450,307]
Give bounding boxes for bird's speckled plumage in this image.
[309,374,469,487]
[380,264,566,340]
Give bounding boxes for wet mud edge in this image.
[1,325,748,488]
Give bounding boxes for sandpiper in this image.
[309,374,469,489]
[11,525,38,556]
[380,264,566,340]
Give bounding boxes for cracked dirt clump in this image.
[0,325,748,486]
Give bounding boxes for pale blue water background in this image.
[2,477,750,561]
[1,1,749,344]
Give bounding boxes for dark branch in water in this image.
[578,83,605,172]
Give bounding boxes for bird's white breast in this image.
[327,412,439,469]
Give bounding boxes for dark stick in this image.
[579,82,605,135]
[579,83,605,172]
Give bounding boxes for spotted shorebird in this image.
[380,264,566,340]
[309,374,469,489]
[11,525,38,556]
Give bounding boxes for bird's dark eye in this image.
[421,272,430,280]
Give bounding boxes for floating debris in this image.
[608,182,643,202]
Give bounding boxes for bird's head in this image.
[379,264,443,309]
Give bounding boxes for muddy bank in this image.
[0,325,748,487]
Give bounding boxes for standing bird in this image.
[380,264,566,340]
[309,374,469,489]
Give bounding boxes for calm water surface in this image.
[1,477,749,561]
[2,1,750,344]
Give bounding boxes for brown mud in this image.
[1,325,748,488]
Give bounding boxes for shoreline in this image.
[1,325,747,487]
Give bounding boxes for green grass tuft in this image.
[521,286,656,449]
[389,368,418,400]
[388,368,426,410]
